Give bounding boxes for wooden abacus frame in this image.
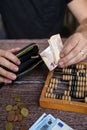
[40,62,87,114]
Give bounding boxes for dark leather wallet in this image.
[14,43,43,79]
[0,43,43,88]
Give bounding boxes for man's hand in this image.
[58,0,87,68]
[0,48,20,83]
[58,32,87,68]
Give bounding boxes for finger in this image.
[0,57,19,72]
[59,45,87,67]
[63,51,86,67]
[60,52,83,67]
[0,49,20,65]
[0,76,12,84]
[61,40,84,62]
[0,67,17,80]
[8,47,20,53]
[60,33,81,58]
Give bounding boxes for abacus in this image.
[40,62,87,114]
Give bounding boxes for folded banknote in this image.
[29,113,74,130]
[40,34,63,71]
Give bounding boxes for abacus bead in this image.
[55,79,58,84]
[62,95,65,100]
[65,96,68,100]
[45,92,48,98]
[54,84,57,89]
[48,93,51,98]
[64,90,67,96]
[53,78,56,84]
[69,81,72,86]
[50,78,54,83]
[50,93,54,98]
[68,86,71,91]
[68,96,71,101]
[50,88,53,93]
[85,97,87,103]
[49,83,52,88]
[51,84,55,89]
[76,91,79,98]
[78,91,82,98]
[47,87,50,92]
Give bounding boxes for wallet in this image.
[0,43,43,88]
[14,43,43,79]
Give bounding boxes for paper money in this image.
[29,113,55,130]
[48,34,63,64]
[29,113,74,130]
[40,34,63,71]
[40,46,57,71]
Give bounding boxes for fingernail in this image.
[14,66,19,71]
[10,74,16,80]
[17,60,21,65]
[60,53,65,58]
[58,61,64,68]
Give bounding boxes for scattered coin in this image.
[15,108,20,115]
[5,95,29,130]
[6,105,13,112]
[18,114,23,122]
[21,107,29,117]
[5,122,13,130]
[14,95,21,102]
[17,103,26,110]
[7,111,15,122]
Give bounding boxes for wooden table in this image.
[0,39,87,130]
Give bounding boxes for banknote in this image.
[29,113,74,130]
[50,118,74,130]
[29,113,47,130]
[40,46,57,71]
[29,113,55,130]
[48,34,63,64]
[40,34,63,71]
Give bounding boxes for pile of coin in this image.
[5,95,29,130]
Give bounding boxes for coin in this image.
[6,105,13,112]
[14,115,18,122]
[14,95,21,102]
[17,103,26,110]
[7,111,15,122]
[5,122,13,130]
[5,95,29,129]
[21,108,29,117]
[18,114,23,122]
[15,108,20,115]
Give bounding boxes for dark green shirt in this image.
[0,0,72,39]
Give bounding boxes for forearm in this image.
[76,18,87,38]
[68,0,87,23]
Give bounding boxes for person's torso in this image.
[0,0,70,39]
